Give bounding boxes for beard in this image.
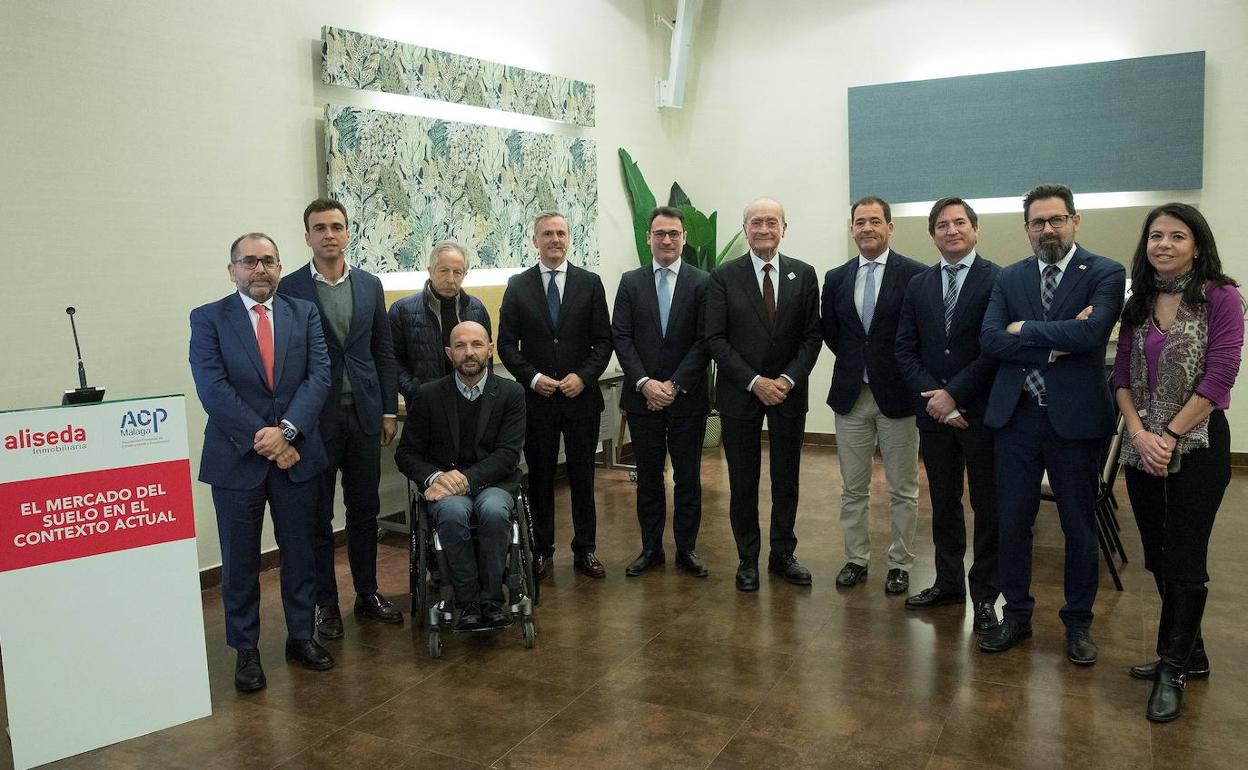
[1034,239,1068,264]
[455,357,484,377]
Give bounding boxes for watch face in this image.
[282,427,297,441]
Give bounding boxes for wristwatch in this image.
[279,419,299,442]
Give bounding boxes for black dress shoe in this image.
[675,550,709,578]
[1147,664,1186,722]
[455,602,483,630]
[284,638,335,670]
[978,617,1032,653]
[905,586,965,609]
[482,601,509,628]
[768,553,812,586]
[972,602,999,635]
[835,562,868,587]
[315,604,344,640]
[534,554,553,582]
[355,592,403,624]
[573,552,606,578]
[885,569,910,595]
[234,649,266,692]
[736,560,760,592]
[1066,629,1098,666]
[625,549,665,577]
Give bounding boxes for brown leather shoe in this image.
[573,552,606,578]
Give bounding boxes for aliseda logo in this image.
[3,424,88,455]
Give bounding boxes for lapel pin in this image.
[1078,264,1087,270]
[787,272,796,280]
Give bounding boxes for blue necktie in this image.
[1023,264,1062,398]
[546,270,561,326]
[861,261,879,382]
[943,263,967,333]
[656,267,671,335]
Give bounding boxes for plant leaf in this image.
[618,148,657,265]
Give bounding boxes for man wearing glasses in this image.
[978,184,1125,666]
[705,198,822,592]
[189,233,333,690]
[612,206,711,579]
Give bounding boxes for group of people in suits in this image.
[191,188,1241,725]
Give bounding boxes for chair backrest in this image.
[1101,414,1126,488]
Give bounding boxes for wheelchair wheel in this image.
[517,489,539,607]
[522,618,536,649]
[428,630,442,659]
[414,516,430,628]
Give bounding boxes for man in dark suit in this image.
[978,184,1125,665]
[277,198,402,640]
[822,197,924,596]
[498,210,613,579]
[612,206,710,579]
[395,321,525,630]
[895,197,1001,633]
[705,197,822,592]
[189,232,335,691]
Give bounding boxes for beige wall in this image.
[0,0,681,569]
[671,0,1248,443]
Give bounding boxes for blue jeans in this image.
[429,487,513,603]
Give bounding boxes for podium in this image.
[0,396,210,769]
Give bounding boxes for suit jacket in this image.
[496,262,612,420]
[189,292,330,489]
[611,261,709,417]
[895,255,1001,430]
[278,263,398,434]
[705,253,822,419]
[822,250,925,417]
[980,245,1126,439]
[394,374,526,497]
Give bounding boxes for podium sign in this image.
[0,396,210,769]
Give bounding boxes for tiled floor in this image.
[5,445,1247,768]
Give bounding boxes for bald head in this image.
[446,320,491,382]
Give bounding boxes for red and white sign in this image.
[0,396,209,770]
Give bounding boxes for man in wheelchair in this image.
[395,321,526,630]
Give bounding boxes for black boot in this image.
[1130,628,1211,680]
[1147,581,1208,723]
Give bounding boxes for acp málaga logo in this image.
[120,407,170,446]
[3,424,88,455]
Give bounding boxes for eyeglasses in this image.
[233,257,281,270]
[650,230,684,241]
[1025,214,1074,232]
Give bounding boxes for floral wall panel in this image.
[325,105,599,272]
[322,26,596,128]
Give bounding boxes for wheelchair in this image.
[408,481,540,658]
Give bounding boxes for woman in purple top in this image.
[1113,202,1243,723]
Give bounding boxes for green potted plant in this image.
[618,148,741,446]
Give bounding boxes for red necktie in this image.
[762,264,776,323]
[253,304,275,389]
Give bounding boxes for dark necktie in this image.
[1023,264,1062,398]
[943,263,967,333]
[762,263,776,323]
[546,270,561,326]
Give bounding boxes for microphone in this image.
[62,306,105,405]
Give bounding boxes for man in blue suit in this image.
[612,206,711,579]
[978,185,1125,665]
[189,232,335,691]
[895,198,1000,634]
[278,199,401,640]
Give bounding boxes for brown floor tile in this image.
[710,721,930,769]
[345,663,580,765]
[496,690,740,769]
[275,727,482,769]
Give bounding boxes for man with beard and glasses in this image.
[978,184,1125,666]
[395,321,526,630]
[389,241,492,405]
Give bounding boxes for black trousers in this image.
[1125,410,1230,584]
[920,419,999,603]
[524,411,599,557]
[312,402,381,606]
[213,466,318,649]
[994,398,1101,630]
[626,409,706,553]
[721,408,805,563]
